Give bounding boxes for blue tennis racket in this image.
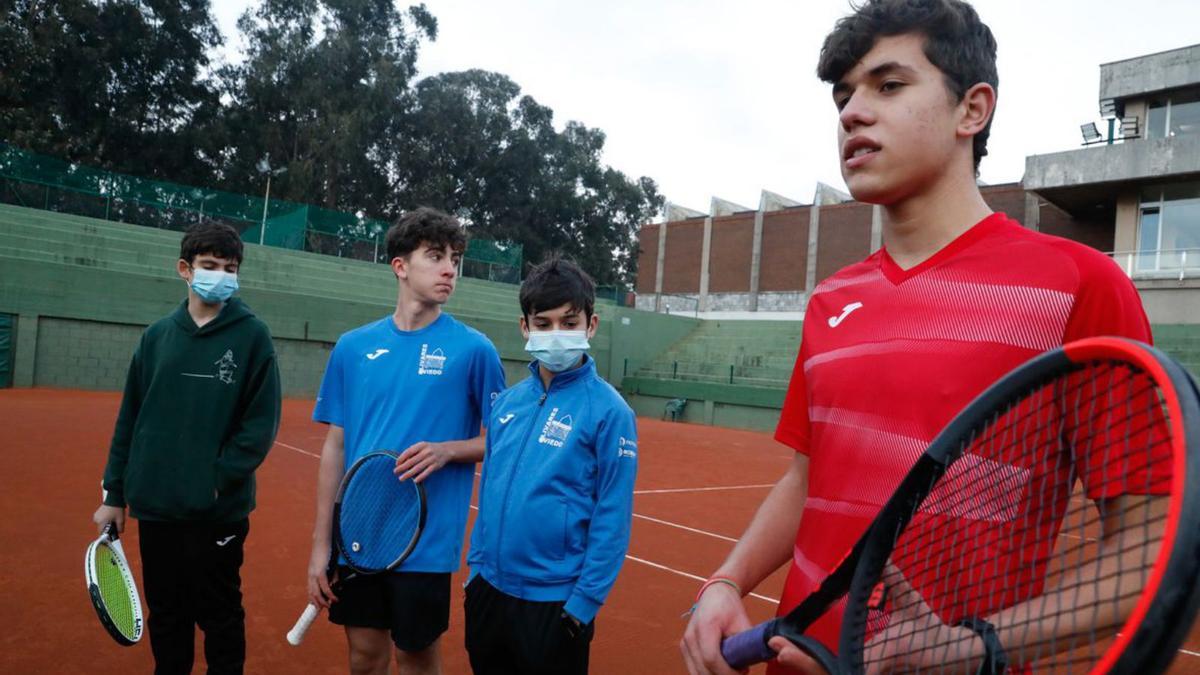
[287,450,426,645]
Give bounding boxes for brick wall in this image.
[632,183,1120,301]
[708,213,755,293]
[982,183,1028,225]
[636,224,659,294]
[759,207,809,292]
[1039,201,1114,252]
[815,202,873,284]
[661,218,705,294]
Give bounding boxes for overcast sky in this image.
[212,0,1200,216]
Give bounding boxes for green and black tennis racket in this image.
[722,337,1200,674]
[84,521,144,646]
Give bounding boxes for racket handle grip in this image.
[721,619,778,668]
[286,603,321,646]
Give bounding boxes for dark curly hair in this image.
[385,207,467,262]
[817,0,998,174]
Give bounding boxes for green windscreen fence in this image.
[0,143,521,279]
[0,314,12,388]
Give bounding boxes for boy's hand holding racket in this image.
[394,440,454,482]
[92,503,126,534]
[287,450,427,646]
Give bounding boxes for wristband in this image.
[695,576,742,603]
[956,617,1008,675]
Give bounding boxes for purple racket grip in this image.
[721,619,778,668]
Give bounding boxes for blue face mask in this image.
[525,330,589,373]
[190,268,239,304]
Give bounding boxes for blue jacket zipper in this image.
[493,384,550,581]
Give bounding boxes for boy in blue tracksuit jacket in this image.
[466,257,638,675]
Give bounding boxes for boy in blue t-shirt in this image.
[466,257,638,675]
[306,207,506,675]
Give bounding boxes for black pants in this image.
[465,575,594,675]
[138,519,250,675]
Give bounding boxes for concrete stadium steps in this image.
[631,319,1200,392]
[0,204,523,322]
[0,204,617,309]
[1154,326,1200,377]
[633,319,802,388]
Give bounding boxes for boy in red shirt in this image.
[679,2,1151,673]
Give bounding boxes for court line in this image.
[633,513,739,543]
[635,484,774,495]
[274,440,321,458]
[624,554,778,604]
[271,439,1200,658]
[281,449,746,545]
[465,503,779,605]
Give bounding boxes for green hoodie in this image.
[102,298,281,522]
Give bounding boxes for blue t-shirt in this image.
[313,313,506,572]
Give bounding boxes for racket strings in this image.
[850,361,1175,674]
[338,454,423,572]
[93,544,138,639]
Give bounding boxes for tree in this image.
[0,0,223,184]
[218,0,436,213]
[391,69,662,286]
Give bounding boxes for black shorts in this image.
[327,568,451,652]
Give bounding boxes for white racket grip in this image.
[286,603,322,645]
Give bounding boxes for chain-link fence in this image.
[0,143,520,280]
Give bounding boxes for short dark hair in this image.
[817,0,998,173]
[385,207,467,262]
[519,256,596,320]
[180,221,244,265]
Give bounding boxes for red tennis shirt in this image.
[769,212,1152,669]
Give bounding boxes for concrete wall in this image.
[1100,43,1200,101]
[1025,136,1200,189]
[1114,191,1140,253]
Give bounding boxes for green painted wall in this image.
[23,205,1199,436]
[0,206,689,399]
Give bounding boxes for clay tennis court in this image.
[3,388,1199,673]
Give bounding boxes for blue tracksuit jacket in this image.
[467,356,638,624]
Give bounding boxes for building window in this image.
[1145,89,1200,139]
[1137,182,1200,274]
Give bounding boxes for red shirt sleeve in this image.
[1056,246,1167,499]
[1061,247,1152,344]
[774,343,811,454]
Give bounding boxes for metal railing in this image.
[1107,248,1200,281]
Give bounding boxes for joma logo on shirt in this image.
[538,408,573,448]
[418,344,446,376]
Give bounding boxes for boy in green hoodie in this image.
[92,220,281,675]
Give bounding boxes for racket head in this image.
[839,337,1200,675]
[84,522,144,646]
[333,450,427,574]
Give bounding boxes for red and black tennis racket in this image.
[722,337,1200,674]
